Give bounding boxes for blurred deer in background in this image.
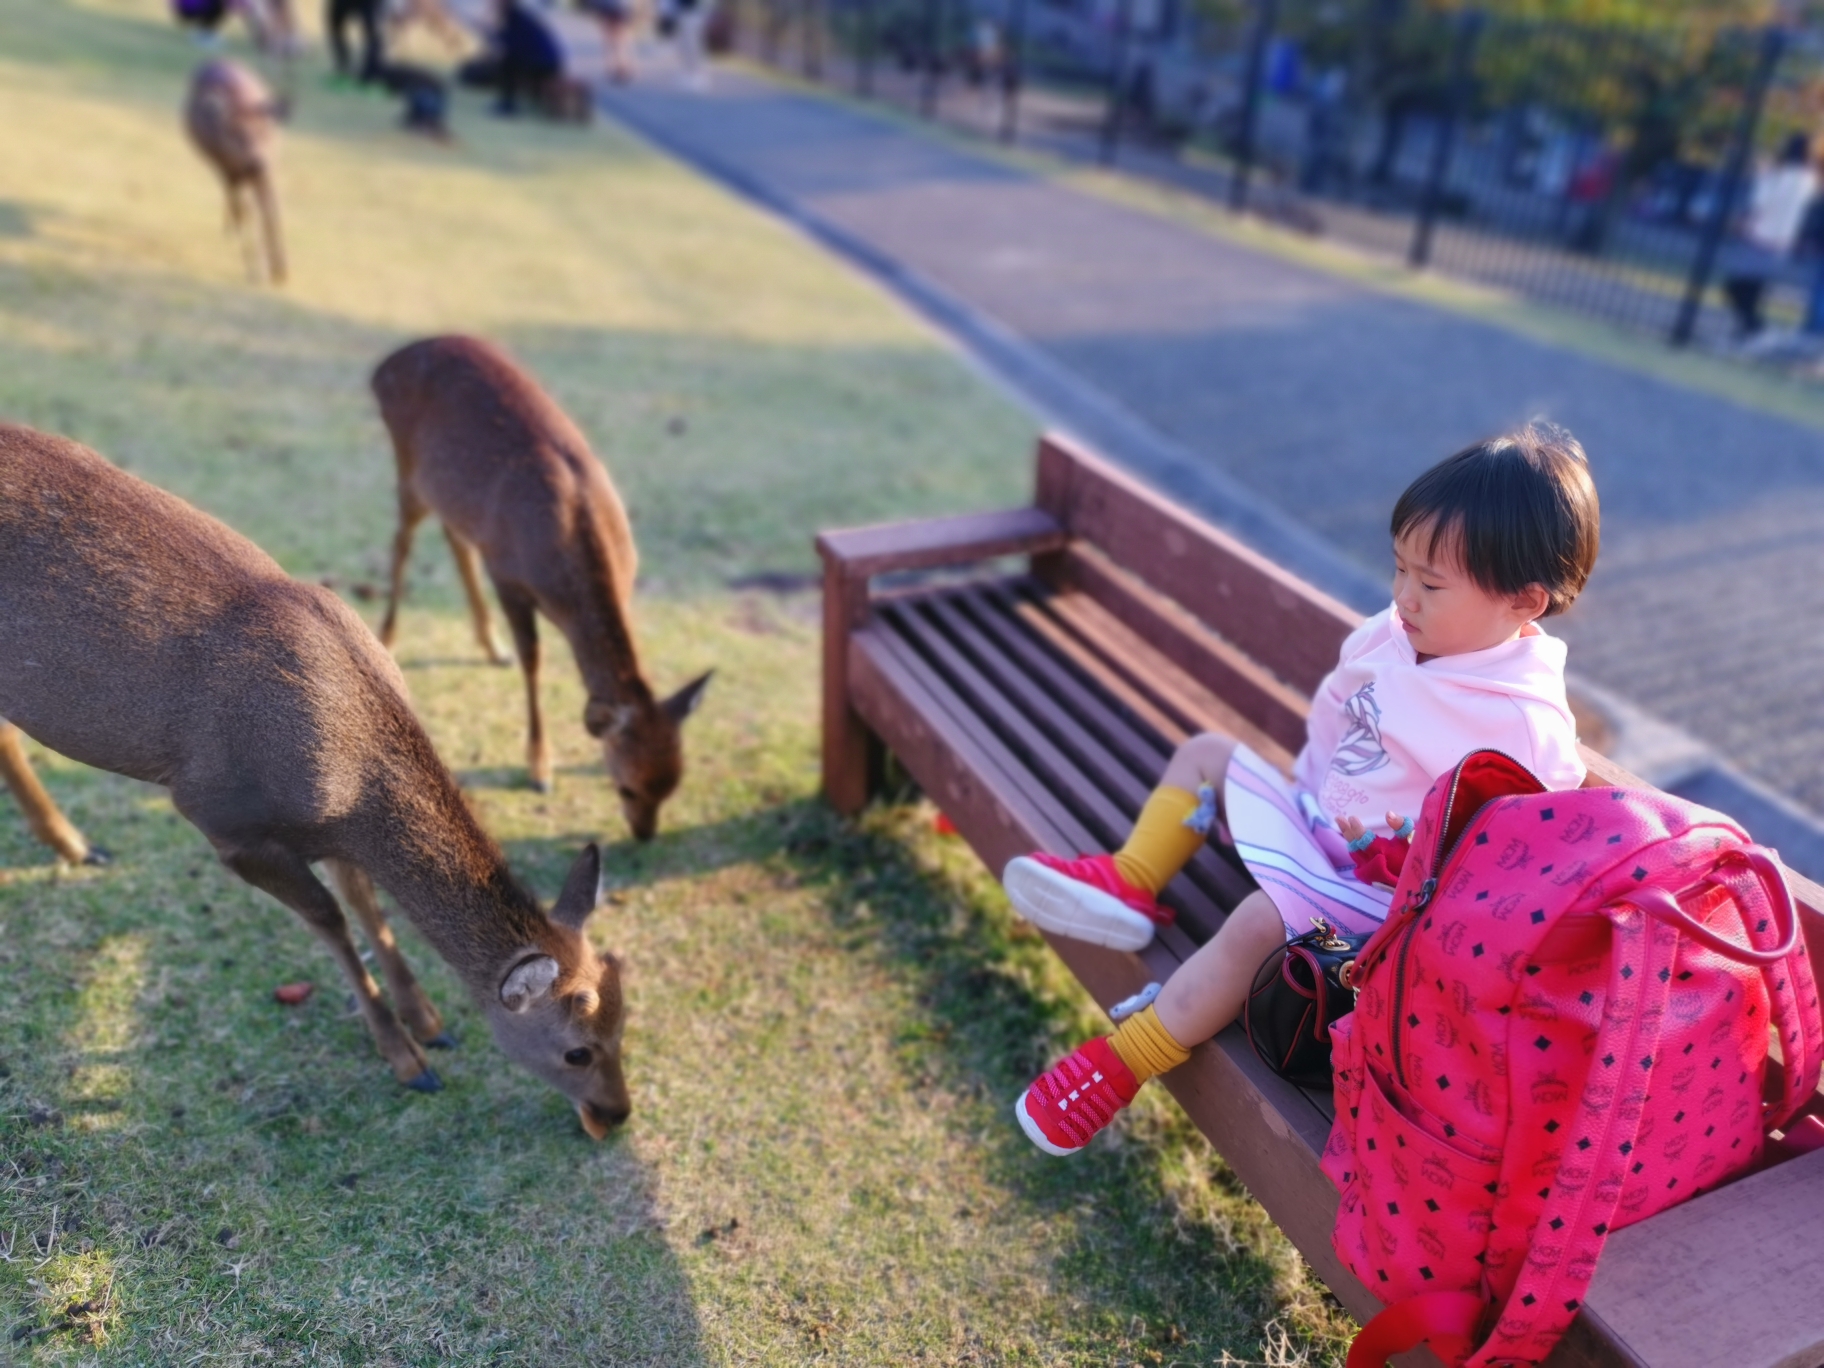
[184,59,287,285]
[0,425,633,1138]
[0,721,99,866]
[372,336,712,839]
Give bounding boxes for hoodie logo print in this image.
[1332,683,1391,777]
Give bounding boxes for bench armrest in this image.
[816,507,1066,581]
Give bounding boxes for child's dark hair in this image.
[1390,423,1600,618]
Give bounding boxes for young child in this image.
[1004,424,1601,1156]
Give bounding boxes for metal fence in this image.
[722,0,1824,349]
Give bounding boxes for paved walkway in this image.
[600,70,1824,864]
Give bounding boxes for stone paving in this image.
[601,70,1824,830]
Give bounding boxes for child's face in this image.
[1392,522,1549,661]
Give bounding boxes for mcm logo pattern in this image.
[1322,752,1824,1368]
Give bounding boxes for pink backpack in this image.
[1323,750,1823,1368]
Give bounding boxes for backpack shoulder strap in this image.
[1721,850,1824,1127]
[1464,904,1679,1368]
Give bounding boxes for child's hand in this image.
[1337,814,1367,844]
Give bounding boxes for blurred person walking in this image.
[579,0,636,83]
[493,0,563,114]
[327,0,386,83]
[657,0,710,89]
[1722,132,1818,340]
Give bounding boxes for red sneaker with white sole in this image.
[1015,1035,1139,1156]
[1002,852,1172,951]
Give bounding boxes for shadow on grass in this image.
[0,764,708,1365]
[503,795,1319,1361]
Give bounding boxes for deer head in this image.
[585,671,713,841]
[484,845,631,1138]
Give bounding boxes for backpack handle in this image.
[1625,847,1798,966]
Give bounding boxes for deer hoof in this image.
[424,1032,458,1051]
[82,846,113,867]
[529,775,552,795]
[405,1068,443,1093]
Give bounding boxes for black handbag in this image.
[1242,918,1371,1089]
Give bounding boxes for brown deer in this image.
[372,336,711,840]
[0,424,631,1139]
[184,59,286,286]
[0,721,99,865]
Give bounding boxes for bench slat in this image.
[939,590,1259,927]
[1055,545,1315,759]
[849,626,1084,867]
[1027,585,1299,775]
[1034,434,1360,695]
[880,599,1236,941]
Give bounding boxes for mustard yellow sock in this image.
[1111,785,1205,894]
[1107,1004,1192,1084]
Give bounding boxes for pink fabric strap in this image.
[1347,1292,1487,1368]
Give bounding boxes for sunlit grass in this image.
[0,1,1354,1362]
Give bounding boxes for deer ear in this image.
[662,671,714,725]
[549,843,602,931]
[583,701,634,738]
[499,955,560,1012]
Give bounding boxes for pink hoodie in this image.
[1293,606,1585,839]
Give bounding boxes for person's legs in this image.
[326,0,353,73]
[355,0,385,81]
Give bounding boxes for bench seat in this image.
[819,433,1824,1368]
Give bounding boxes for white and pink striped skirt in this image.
[1223,744,1394,938]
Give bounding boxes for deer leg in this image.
[229,184,261,284]
[496,584,551,793]
[323,859,452,1047]
[442,526,511,666]
[251,168,286,286]
[0,723,93,865]
[378,498,426,650]
[222,841,438,1090]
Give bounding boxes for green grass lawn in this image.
[0,2,1351,1362]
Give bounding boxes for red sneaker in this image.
[1015,1036,1139,1156]
[1002,852,1171,951]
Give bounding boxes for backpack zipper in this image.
[1386,754,1523,1091]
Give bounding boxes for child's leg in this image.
[1003,730,1239,952]
[1017,888,1288,1156]
[1151,890,1286,1045]
[1112,731,1235,893]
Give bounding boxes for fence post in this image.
[1409,9,1483,269]
[1229,0,1276,211]
[802,0,823,78]
[1099,0,1136,164]
[1001,0,1026,141]
[858,0,877,94]
[1672,24,1785,347]
[920,0,942,116]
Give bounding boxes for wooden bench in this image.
[818,432,1824,1368]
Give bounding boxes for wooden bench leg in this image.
[821,558,884,815]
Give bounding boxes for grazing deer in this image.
[371,336,712,840]
[184,59,287,286]
[0,425,631,1138]
[0,721,98,865]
